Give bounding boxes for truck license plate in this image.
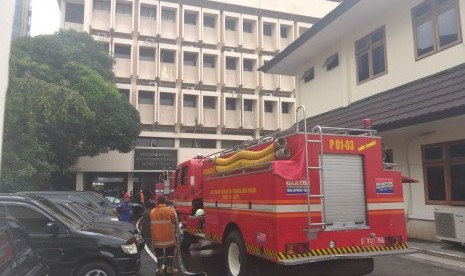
[361,237,385,246]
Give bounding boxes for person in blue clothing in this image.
[112,191,133,222]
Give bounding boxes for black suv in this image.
[0,194,143,276]
[0,217,48,276]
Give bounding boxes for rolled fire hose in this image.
[215,142,276,166]
[215,152,275,172]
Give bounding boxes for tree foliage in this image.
[1,30,141,191]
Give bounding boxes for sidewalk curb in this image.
[409,246,465,262]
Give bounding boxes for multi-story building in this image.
[13,0,31,39]
[262,0,465,241]
[57,0,339,195]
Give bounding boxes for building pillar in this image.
[75,172,84,191]
[127,172,134,192]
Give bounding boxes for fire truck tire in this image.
[225,231,247,276]
[180,233,198,250]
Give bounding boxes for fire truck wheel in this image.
[181,233,198,250]
[225,231,247,276]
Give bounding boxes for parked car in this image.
[0,193,143,276]
[70,200,119,222]
[0,217,48,276]
[21,191,114,215]
[54,199,136,233]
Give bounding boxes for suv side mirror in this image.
[47,222,59,236]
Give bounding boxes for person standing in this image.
[112,192,132,222]
[150,196,178,275]
[140,189,145,208]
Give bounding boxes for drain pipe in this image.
[404,130,435,221]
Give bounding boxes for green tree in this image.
[1,30,141,191]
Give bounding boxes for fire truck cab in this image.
[173,107,412,276]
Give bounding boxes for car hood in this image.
[86,222,136,240]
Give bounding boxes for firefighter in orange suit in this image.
[150,196,178,275]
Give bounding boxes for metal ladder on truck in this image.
[296,106,327,240]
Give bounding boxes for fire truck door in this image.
[321,154,367,230]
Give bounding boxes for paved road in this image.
[138,245,465,276]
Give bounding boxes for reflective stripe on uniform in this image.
[153,240,176,246]
[151,220,172,224]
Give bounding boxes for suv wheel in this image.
[76,261,116,276]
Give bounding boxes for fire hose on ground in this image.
[137,211,207,276]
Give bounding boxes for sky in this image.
[30,0,60,36]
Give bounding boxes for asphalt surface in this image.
[138,245,465,276]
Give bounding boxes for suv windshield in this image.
[36,199,83,229]
[84,192,108,207]
[67,202,94,222]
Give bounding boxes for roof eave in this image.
[260,0,360,74]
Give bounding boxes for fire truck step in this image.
[306,139,322,143]
[309,194,324,198]
[308,166,322,170]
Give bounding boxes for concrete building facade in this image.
[13,0,31,39]
[58,0,339,195]
[263,0,465,241]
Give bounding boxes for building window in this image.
[302,67,314,83]
[137,137,174,148]
[263,23,273,36]
[204,14,216,28]
[136,138,151,147]
[299,26,309,36]
[180,139,216,149]
[183,94,197,108]
[162,9,176,22]
[65,3,84,24]
[116,3,132,15]
[423,140,465,205]
[160,92,174,106]
[221,140,242,149]
[141,6,156,19]
[203,55,215,68]
[160,50,175,63]
[138,91,154,105]
[184,52,197,66]
[323,53,339,71]
[119,89,129,101]
[280,26,288,39]
[225,18,236,31]
[226,98,236,110]
[139,47,155,61]
[226,57,237,70]
[153,138,175,148]
[264,101,273,113]
[281,102,289,114]
[243,99,253,112]
[412,0,461,59]
[94,0,110,12]
[355,26,387,83]
[114,45,131,59]
[243,59,253,72]
[203,96,216,109]
[184,12,197,25]
[384,148,394,164]
[243,21,253,33]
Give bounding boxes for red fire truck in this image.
[173,108,412,276]
[153,171,175,204]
